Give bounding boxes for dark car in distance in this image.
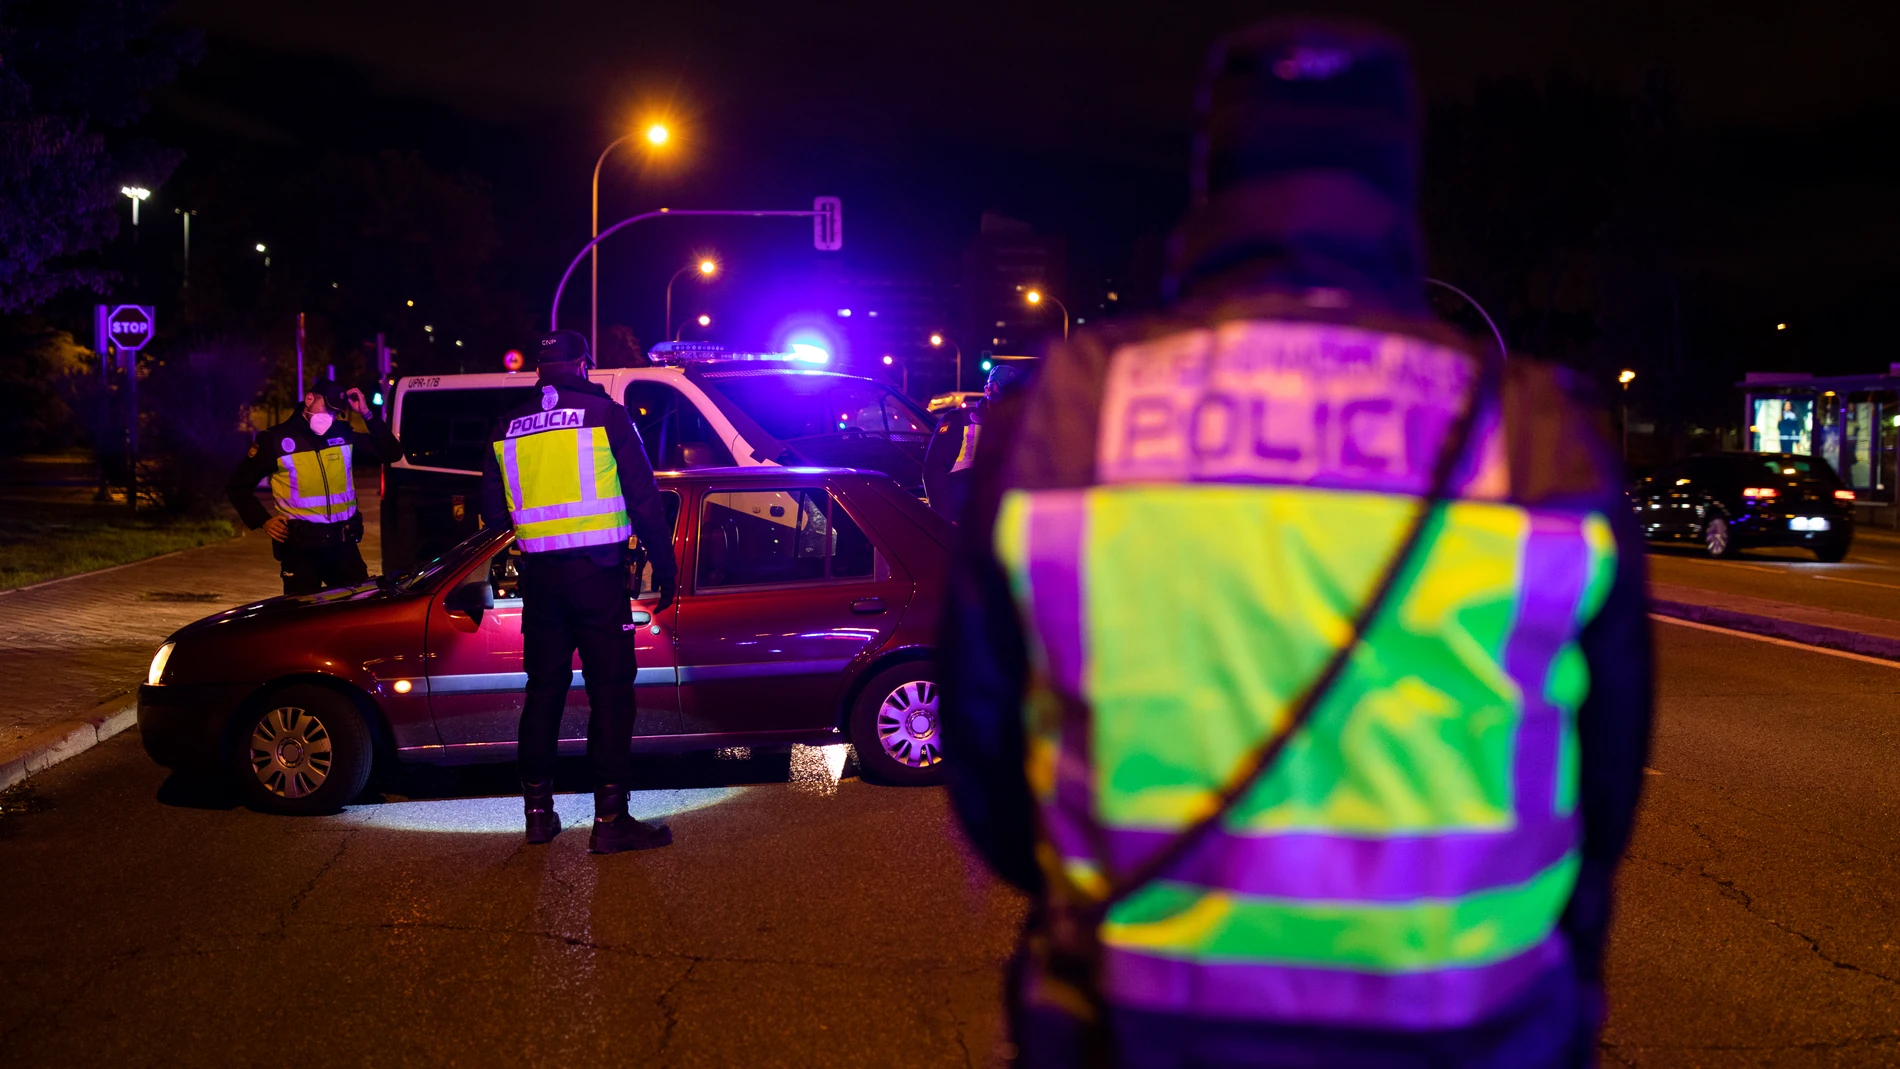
[1631,452,1857,561]
[139,467,952,814]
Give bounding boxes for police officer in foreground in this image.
[923,362,1022,521]
[227,379,402,595]
[943,19,1651,1068]
[480,331,678,854]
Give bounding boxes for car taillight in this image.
[1835,489,1856,501]
[1743,487,1778,499]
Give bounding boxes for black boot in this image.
[588,783,672,854]
[522,779,561,844]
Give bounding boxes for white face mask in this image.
[307,411,334,435]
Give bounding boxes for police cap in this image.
[535,330,593,368]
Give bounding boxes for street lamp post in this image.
[665,258,717,344]
[1025,288,1069,339]
[592,123,672,356]
[930,333,962,391]
[1619,369,1637,461]
[121,186,150,229]
[173,208,196,288]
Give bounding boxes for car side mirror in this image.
[666,441,716,469]
[444,578,494,622]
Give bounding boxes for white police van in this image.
[382,344,935,570]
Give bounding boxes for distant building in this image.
[961,212,1067,359]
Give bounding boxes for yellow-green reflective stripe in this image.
[1103,852,1578,973]
[1081,485,1527,834]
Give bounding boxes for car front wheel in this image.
[849,662,945,787]
[229,685,374,815]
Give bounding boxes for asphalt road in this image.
[1648,526,1900,623]
[0,750,1027,1067]
[4,610,1900,1067]
[1602,619,1900,1067]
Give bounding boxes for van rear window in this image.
[397,387,537,472]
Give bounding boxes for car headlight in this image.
[147,642,175,686]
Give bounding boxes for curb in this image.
[0,693,138,793]
[1650,599,1900,662]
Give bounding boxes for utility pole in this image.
[296,312,307,401]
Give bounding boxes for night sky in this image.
[146,0,1899,404]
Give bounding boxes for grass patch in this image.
[0,500,240,591]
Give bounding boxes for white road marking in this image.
[1651,613,1900,669]
[1808,573,1900,591]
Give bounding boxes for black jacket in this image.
[226,409,402,532]
[479,369,677,583]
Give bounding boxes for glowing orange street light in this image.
[698,314,711,326]
[1024,287,1069,338]
[668,256,719,341]
[646,123,670,146]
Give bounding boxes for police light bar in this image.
[646,341,811,366]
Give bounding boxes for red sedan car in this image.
[139,467,952,814]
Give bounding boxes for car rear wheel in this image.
[849,662,945,787]
[1814,537,1851,563]
[229,685,374,815]
[1703,516,1736,558]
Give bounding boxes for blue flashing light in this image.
[790,342,831,364]
[981,359,993,372]
[837,308,852,318]
[372,391,384,406]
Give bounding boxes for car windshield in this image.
[705,372,933,441]
[391,528,503,592]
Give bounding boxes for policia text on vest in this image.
[478,351,679,855]
[226,383,403,596]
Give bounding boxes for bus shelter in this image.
[1741,368,1900,506]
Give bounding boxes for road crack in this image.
[281,832,355,928]
[651,959,697,1064]
[1677,819,1900,988]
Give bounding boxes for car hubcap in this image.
[249,706,333,799]
[875,680,941,769]
[1707,519,1729,555]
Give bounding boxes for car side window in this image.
[630,491,683,597]
[623,381,736,470]
[486,490,681,600]
[697,488,877,589]
[1656,461,1692,489]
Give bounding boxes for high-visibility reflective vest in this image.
[951,418,982,473]
[995,319,1618,1031]
[271,443,356,523]
[494,422,630,554]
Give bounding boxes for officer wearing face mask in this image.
[226,379,404,595]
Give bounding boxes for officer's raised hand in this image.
[344,387,372,418]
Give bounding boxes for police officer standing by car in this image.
[924,362,1022,521]
[226,379,402,595]
[480,330,678,854]
[943,18,1651,1068]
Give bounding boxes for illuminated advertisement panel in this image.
[1751,397,1812,455]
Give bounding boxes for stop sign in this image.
[107,304,155,352]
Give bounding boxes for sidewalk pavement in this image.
[0,482,382,791]
[1649,580,1900,660]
